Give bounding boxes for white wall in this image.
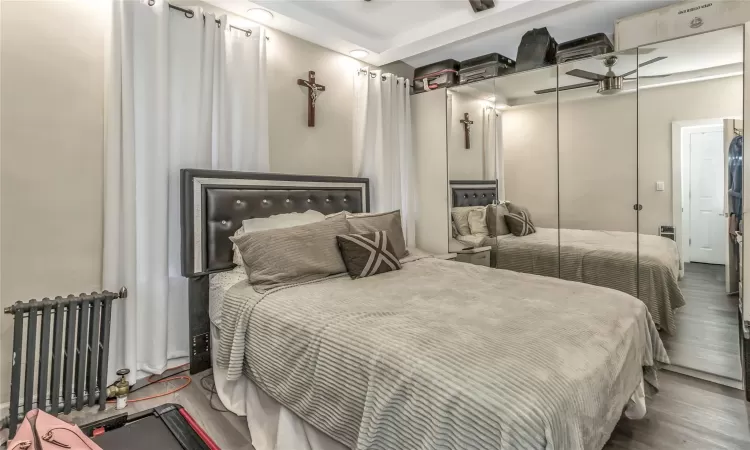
[0,1,412,405]
[447,91,491,181]
[1,0,108,406]
[501,103,558,228]
[501,75,742,233]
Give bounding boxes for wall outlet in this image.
[656,181,665,191]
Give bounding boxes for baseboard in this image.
[664,364,744,390]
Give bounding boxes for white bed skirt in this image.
[209,324,648,450]
[211,325,348,450]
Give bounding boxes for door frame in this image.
[671,119,728,278]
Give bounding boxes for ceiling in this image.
[201,0,681,67]
[488,25,744,106]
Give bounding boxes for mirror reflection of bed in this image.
[447,26,744,386]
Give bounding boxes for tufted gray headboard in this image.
[450,180,498,207]
[181,169,370,277]
[180,169,369,373]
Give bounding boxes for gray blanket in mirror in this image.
[490,228,685,334]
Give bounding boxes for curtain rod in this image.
[148,0,260,38]
[356,68,407,85]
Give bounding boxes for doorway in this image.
[684,125,726,265]
[668,118,743,386]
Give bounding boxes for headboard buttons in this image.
[235,200,242,204]
[482,194,486,198]
[285,198,291,203]
[325,197,331,203]
[473,193,478,198]
[343,197,348,203]
[262,199,269,205]
[463,194,468,199]
[307,198,312,203]
[221,220,227,225]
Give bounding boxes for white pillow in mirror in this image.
[467,208,489,236]
[451,206,485,236]
[232,210,326,266]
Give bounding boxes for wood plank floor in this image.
[4,370,744,450]
[660,263,743,381]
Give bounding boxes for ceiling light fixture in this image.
[350,49,369,59]
[247,8,273,21]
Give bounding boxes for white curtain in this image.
[495,111,505,200]
[353,69,415,246]
[104,0,268,383]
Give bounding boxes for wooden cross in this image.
[297,70,326,127]
[460,113,473,149]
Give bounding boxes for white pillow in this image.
[232,210,326,266]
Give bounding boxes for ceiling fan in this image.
[534,55,671,96]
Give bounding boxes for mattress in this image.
[208,266,248,327]
[215,257,666,450]
[491,228,685,334]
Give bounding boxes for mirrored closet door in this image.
[637,27,745,385]
[492,67,559,277]
[446,80,497,260]
[557,51,638,294]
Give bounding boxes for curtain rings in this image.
[184,9,195,19]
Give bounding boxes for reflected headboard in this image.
[450,180,498,207]
[180,169,369,373]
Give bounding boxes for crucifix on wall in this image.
[297,70,326,127]
[460,113,473,149]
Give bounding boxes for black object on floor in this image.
[80,404,219,450]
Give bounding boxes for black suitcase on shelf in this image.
[459,53,515,84]
[515,27,557,72]
[413,59,460,94]
[556,33,614,64]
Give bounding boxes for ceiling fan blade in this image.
[566,69,606,81]
[619,56,669,78]
[535,81,598,95]
[639,56,668,67]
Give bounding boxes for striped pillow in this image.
[336,231,402,279]
[504,204,536,237]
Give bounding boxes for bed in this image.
[450,181,686,335]
[182,170,668,450]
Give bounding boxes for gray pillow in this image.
[451,206,485,236]
[336,231,402,279]
[230,214,350,291]
[487,203,511,237]
[504,203,536,237]
[346,210,408,259]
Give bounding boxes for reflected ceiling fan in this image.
[534,54,671,96]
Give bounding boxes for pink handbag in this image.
[8,409,102,450]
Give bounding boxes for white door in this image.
[689,130,726,265]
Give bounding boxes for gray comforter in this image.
[217,258,668,450]
[490,228,686,334]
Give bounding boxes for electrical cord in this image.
[200,372,228,413]
[108,363,193,404]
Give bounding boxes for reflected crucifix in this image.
[297,70,326,127]
[460,113,473,149]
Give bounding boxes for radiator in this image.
[4,288,127,438]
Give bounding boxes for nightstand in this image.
[455,246,491,267]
